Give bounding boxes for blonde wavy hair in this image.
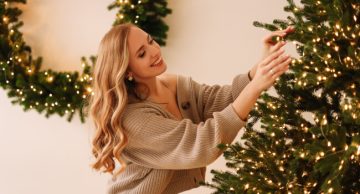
[86,23,138,178]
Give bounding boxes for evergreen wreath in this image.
[0,0,171,122]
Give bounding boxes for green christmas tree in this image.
[205,0,360,193]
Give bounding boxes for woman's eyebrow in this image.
[136,34,150,55]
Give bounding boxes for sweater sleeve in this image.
[191,74,251,120]
[121,104,246,170]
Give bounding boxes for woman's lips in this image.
[151,58,163,67]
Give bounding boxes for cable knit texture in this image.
[107,74,251,194]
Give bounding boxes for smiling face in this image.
[127,26,167,83]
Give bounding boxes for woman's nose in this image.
[149,44,160,58]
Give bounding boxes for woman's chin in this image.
[158,62,167,73]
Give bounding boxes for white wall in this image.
[0,0,297,193]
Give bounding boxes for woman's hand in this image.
[232,40,292,121]
[248,26,295,79]
[261,26,295,60]
[251,41,292,92]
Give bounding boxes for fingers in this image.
[259,48,285,67]
[265,54,290,72]
[270,40,286,53]
[271,57,291,79]
[263,26,295,45]
[279,26,295,35]
[284,26,295,33]
[263,32,284,45]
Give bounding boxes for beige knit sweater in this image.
[107,74,251,194]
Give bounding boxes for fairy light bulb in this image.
[245,184,249,189]
[3,16,9,23]
[86,87,92,93]
[351,113,358,119]
[335,23,340,29]
[323,119,328,125]
[47,76,54,82]
[327,141,332,147]
[279,166,284,171]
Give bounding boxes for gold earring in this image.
[128,75,133,81]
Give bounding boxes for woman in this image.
[88,23,294,194]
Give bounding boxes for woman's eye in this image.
[138,38,154,58]
[139,51,145,58]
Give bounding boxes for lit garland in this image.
[205,0,360,193]
[0,0,171,122]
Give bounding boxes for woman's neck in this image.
[134,76,170,102]
[146,78,174,104]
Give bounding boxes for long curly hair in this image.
[87,23,138,178]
